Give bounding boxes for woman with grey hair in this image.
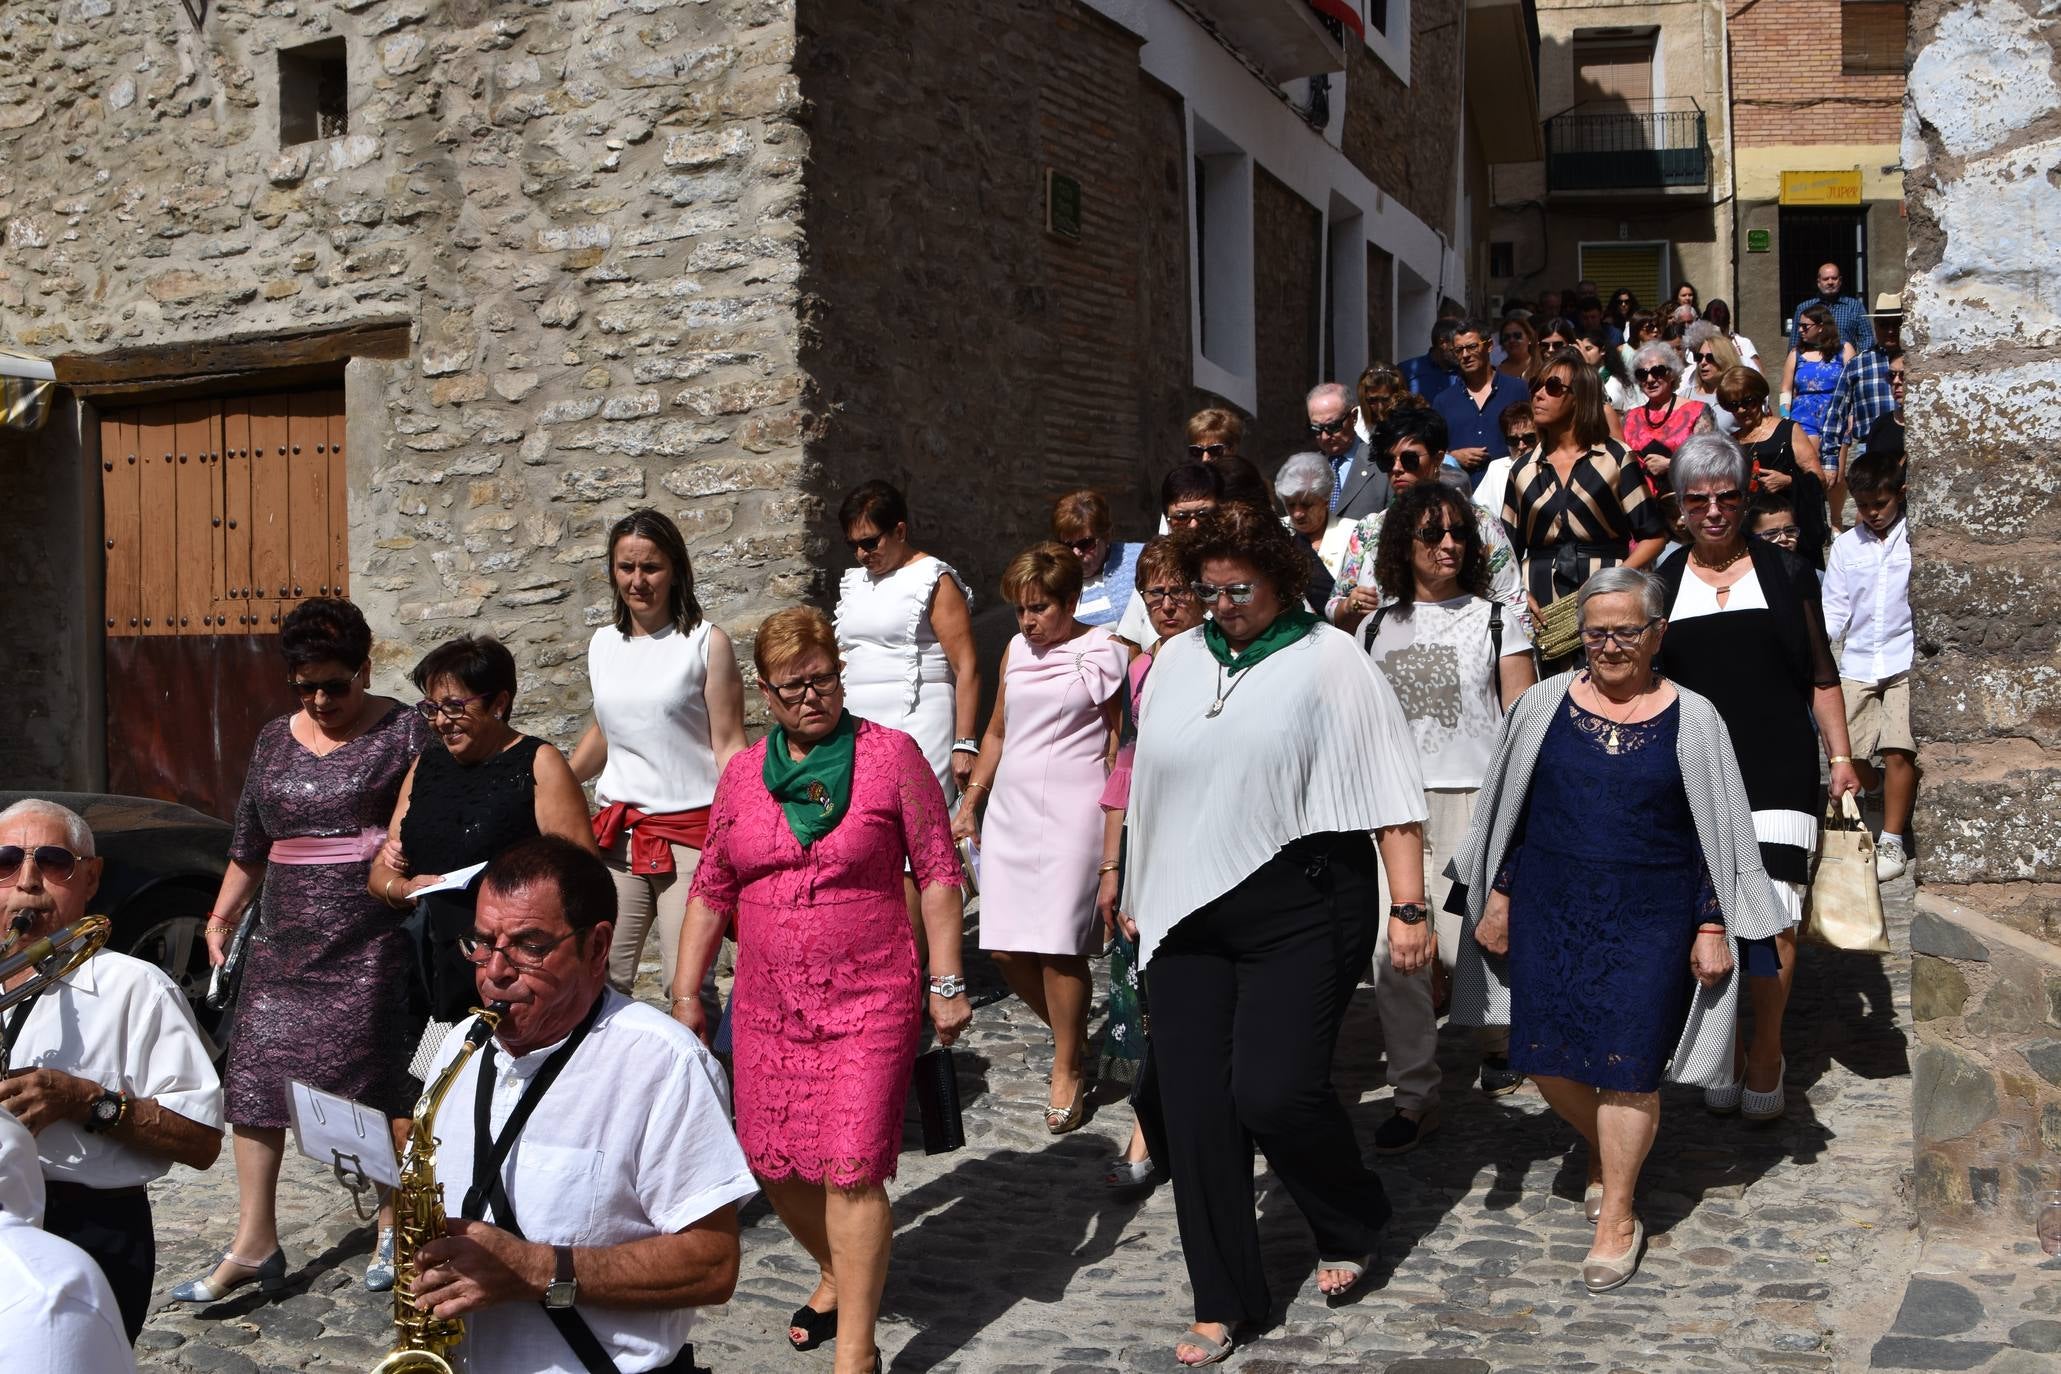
[1276,450,1353,576]
[1654,433,1860,1120]
[1450,564,1789,1292]
[1623,340,1715,490]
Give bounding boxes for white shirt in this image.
[1363,595,1533,790]
[426,991,757,1374]
[1821,516,1913,681]
[1124,625,1428,968]
[7,951,222,1189]
[0,1108,134,1372]
[589,621,720,812]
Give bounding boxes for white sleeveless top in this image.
[588,620,720,812]
[835,555,969,800]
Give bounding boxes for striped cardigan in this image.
[1446,672,1793,1088]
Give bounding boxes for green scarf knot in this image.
[762,710,857,847]
[1202,608,1318,673]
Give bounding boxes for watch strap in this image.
[554,1244,574,1284]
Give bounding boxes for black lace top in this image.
[400,734,546,895]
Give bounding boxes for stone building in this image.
[1901,0,2061,1239]
[0,0,1518,811]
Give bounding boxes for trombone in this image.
[0,915,111,1013]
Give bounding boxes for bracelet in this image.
[205,918,237,933]
[1827,755,1853,764]
[928,973,966,998]
[952,738,980,755]
[1696,924,1726,934]
[1097,860,1120,875]
[670,996,697,1006]
[963,781,989,795]
[383,876,407,908]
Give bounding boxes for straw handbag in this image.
[1801,793,1890,953]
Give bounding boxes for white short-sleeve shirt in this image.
[427,990,758,1374]
[7,951,223,1189]
[1363,595,1533,790]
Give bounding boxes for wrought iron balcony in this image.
[1545,99,1709,195]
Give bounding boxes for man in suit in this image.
[1307,382,1391,520]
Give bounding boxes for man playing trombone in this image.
[0,799,222,1340]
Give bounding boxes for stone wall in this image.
[1341,6,1465,240]
[1250,167,1322,471]
[0,404,101,789]
[0,0,812,748]
[1902,0,2061,1233]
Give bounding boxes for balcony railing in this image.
[1545,100,1709,193]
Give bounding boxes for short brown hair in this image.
[1185,407,1244,449]
[1001,542,1084,608]
[1050,490,1112,542]
[1135,534,1184,589]
[1715,364,1769,411]
[1497,399,1535,439]
[753,606,839,680]
[1178,502,1307,605]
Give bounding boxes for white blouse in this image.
[588,620,720,813]
[1123,622,1428,968]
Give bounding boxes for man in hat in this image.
[1820,292,1905,475]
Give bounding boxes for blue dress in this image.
[1790,355,1844,442]
[1502,696,1718,1093]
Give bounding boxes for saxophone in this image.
[375,1002,510,1374]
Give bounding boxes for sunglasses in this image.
[1507,431,1539,448]
[1501,332,1524,344]
[1166,506,1214,526]
[845,533,884,554]
[1063,537,1100,557]
[1695,351,1719,365]
[1388,448,1429,473]
[1186,442,1227,460]
[1308,419,1351,437]
[1681,488,1744,510]
[1531,375,1572,398]
[415,692,493,722]
[1634,366,1676,383]
[289,675,357,699]
[1190,581,1258,606]
[1413,523,1466,545]
[0,844,88,885]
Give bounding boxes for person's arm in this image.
[1095,808,1126,941]
[1780,349,1798,412]
[1622,537,1667,570]
[532,745,600,854]
[1691,408,1715,435]
[367,760,435,911]
[1841,342,1856,362]
[929,575,982,788]
[415,1206,741,1318]
[568,720,607,785]
[1329,519,1376,630]
[1790,425,1825,481]
[204,858,266,967]
[1497,652,1538,711]
[671,897,731,1040]
[1812,684,1862,800]
[1604,405,1625,444]
[1820,541,1853,647]
[1375,822,1432,974]
[0,1073,221,1170]
[950,645,1009,841]
[703,626,748,771]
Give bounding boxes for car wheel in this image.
[116,885,226,1062]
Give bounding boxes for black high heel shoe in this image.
[788,1302,837,1351]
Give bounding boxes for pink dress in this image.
[689,719,961,1187]
[979,625,1129,956]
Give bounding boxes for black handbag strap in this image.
[1488,600,1504,703]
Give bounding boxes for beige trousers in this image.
[602,838,702,1002]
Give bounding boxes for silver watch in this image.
[927,973,966,999]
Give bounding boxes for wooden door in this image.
[100,389,348,819]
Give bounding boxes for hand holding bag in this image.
[913,1047,964,1154]
[1802,792,1890,953]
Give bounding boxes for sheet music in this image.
[405,861,488,899]
[286,1079,399,1190]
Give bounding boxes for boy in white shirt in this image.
[1821,451,1916,879]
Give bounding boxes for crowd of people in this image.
[0,264,1917,1373]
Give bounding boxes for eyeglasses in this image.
[289,675,356,699]
[1165,505,1214,527]
[1190,581,1258,606]
[1388,448,1427,473]
[766,670,841,705]
[1307,419,1351,437]
[1579,618,1660,651]
[1186,442,1227,460]
[1140,584,1194,607]
[458,929,576,968]
[0,845,87,885]
[1451,341,1486,355]
[414,692,493,722]
[1413,523,1465,545]
[1063,537,1100,557]
[1680,488,1744,510]
[845,533,884,554]
[1634,366,1676,383]
[1694,351,1719,365]
[1539,337,1569,350]
[1507,431,1539,449]
[1531,375,1572,398]
[1754,525,1801,543]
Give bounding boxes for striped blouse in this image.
[1499,443,1668,605]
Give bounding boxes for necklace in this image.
[1690,542,1749,572]
[1205,661,1252,718]
[1582,671,1650,753]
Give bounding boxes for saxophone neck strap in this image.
[459,991,608,1227]
[0,985,50,1074]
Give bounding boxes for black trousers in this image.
[43,1180,154,1342]
[1147,832,1391,1326]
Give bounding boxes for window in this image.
[279,38,348,145]
[1361,0,1410,83]
[1363,0,1389,37]
[1573,33,1656,109]
[1489,241,1516,279]
[1841,1,1907,76]
[1190,119,1254,407]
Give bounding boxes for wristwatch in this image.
[544,1245,577,1309]
[951,737,980,755]
[82,1089,128,1135]
[1388,902,1431,926]
[927,973,966,999]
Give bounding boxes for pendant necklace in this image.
[1206,661,1254,719]
[1584,671,1648,753]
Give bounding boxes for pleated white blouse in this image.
[1123,620,1429,970]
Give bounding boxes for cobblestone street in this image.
[133,877,2042,1373]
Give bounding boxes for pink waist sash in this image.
[269,828,387,866]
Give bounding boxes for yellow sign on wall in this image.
[1780,170,1864,206]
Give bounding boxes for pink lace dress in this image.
[689,718,961,1187]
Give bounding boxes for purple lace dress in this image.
[224,704,429,1126]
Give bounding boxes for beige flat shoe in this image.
[1582,1218,1645,1294]
[1584,1183,1605,1223]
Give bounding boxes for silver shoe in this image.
[365,1227,397,1293]
[1742,1056,1787,1121]
[169,1248,287,1303]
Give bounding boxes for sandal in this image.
[169,1248,288,1303]
[1045,1080,1087,1135]
[1105,1157,1160,1188]
[1317,1252,1375,1300]
[1173,1323,1234,1367]
[787,1302,837,1352]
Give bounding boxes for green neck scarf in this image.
[1203,608,1318,673]
[762,711,858,847]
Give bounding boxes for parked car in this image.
[0,789,229,1058]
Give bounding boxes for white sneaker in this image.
[1875,835,1909,882]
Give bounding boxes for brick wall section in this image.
[1368,243,1396,363]
[1136,73,1210,509]
[1342,4,1465,235]
[1729,0,1904,145]
[1251,169,1324,470]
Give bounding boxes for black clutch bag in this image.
[913,1047,964,1155]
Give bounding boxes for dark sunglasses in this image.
[0,844,87,884]
[845,533,884,554]
[1634,366,1676,383]
[1186,442,1227,460]
[1387,448,1427,473]
[1507,430,1539,448]
[1063,537,1100,556]
[1413,523,1466,545]
[1308,419,1351,437]
[1531,375,1572,398]
[289,675,356,699]
[1165,506,1213,526]
[1681,488,1744,510]
[1694,351,1719,365]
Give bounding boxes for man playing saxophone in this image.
[0,798,223,1342]
[408,835,755,1373]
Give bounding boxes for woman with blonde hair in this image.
[1496,317,1542,385]
[954,544,1128,1133]
[1185,407,1244,462]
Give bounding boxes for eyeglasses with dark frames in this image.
[1139,584,1194,607]
[1413,523,1466,546]
[1578,618,1661,651]
[1680,488,1744,510]
[415,693,494,722]
[457,929,576,968]
[1695,351,1720,365]
[1063,537,1101,557]
[1387,447,1427,473]
[289,675,356,699]
[766,670,842,705]
[845,533,885,554]
[1307,419,1352,437]
[1186,442,1227,460]
[1507,430,1540,449]
[1531,375,1572,398]
[1634,366,1676,383]
[1165,506,1214,527]
[0,844,88,885]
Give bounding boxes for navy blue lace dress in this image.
[1501,695,1719,1092]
